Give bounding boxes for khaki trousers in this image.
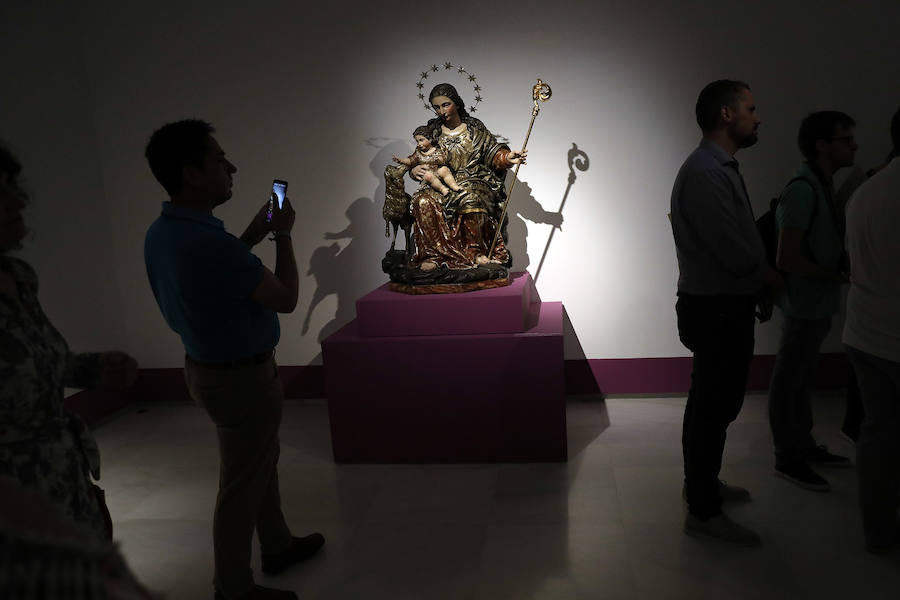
[184,356,293,598]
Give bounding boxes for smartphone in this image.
[266,179,288,223]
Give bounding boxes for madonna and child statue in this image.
[382,74,551,294]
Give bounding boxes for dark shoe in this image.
[717,480,751,503]
[775,462,830,492]
[261,533,325,575]
[840,427,859,445]
[806,444,852,467]
[684,513,761,546]
[682,480,751,503]
[214,585,299,600]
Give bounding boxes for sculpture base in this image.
[388,277,509,295]
[322,300,566,463]
[382,248,510,291]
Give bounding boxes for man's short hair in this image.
[797,111,856,161]
[695,80,751,131]
[145,119,215,196]
[891,105,900,156]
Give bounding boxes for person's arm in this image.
[776,229,846,282]
[63,352,102,389]
[393,154,414,166]
[63,352,138,390]
[0,476,90,542]
[239,199,271,248]
[775,182,847,282]
[492,148,527,170]
[250,198,298,313]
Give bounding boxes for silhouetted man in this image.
[768,111,856,493]
[144,119,323,600]
[670,80,781,546]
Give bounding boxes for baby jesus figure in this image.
[392,125,461,197]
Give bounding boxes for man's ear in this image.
[815,139,829,155]
[720,104,733,125]
[182,164,200,188]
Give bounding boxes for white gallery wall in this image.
[3,0,899,368]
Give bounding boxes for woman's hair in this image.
[890,105,900,159]
[0,143,22,182]
[0,143,29,250]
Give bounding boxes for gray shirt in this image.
[670,138,767,296]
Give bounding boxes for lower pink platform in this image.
[322,300,566,463]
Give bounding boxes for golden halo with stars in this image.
[415,62,483,113]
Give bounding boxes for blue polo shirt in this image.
[144,202,279,361]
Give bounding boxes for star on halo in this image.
[415,62,484,113]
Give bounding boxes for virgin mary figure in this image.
[383,83,527,289]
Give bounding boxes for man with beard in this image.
[670,80,781,545]
[144,120,323,600]
[768,112,857,493]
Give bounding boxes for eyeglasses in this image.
[828,136,856,144]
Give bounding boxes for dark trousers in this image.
[184,357,293,599]
[843,365,865,437]
[677,293,756,519]
[767,315,832,465]
[846,345,900,549]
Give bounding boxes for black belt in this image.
[186,349,274,370]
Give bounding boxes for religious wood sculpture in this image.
[382,65,551,294]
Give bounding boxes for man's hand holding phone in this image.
[269,194,295,239]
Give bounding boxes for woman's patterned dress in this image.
[0,256,107,539]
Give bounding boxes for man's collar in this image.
[161,202,223,228]
[700,138,738,167]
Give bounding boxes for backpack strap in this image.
[779,176,817,231]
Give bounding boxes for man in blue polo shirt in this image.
[144,119,322,600]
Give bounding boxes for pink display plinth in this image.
[355,272,539,337]
[322,301,566,463]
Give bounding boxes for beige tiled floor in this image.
[95,394,900,599]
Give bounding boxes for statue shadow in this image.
[507,144,599,400]
[503,177,562,274]
[302,140,409,345]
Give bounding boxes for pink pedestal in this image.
[322,273,566,463]
[356,271,539,337]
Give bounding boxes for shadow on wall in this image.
[302,140,409,344]
[301,140,591,363]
